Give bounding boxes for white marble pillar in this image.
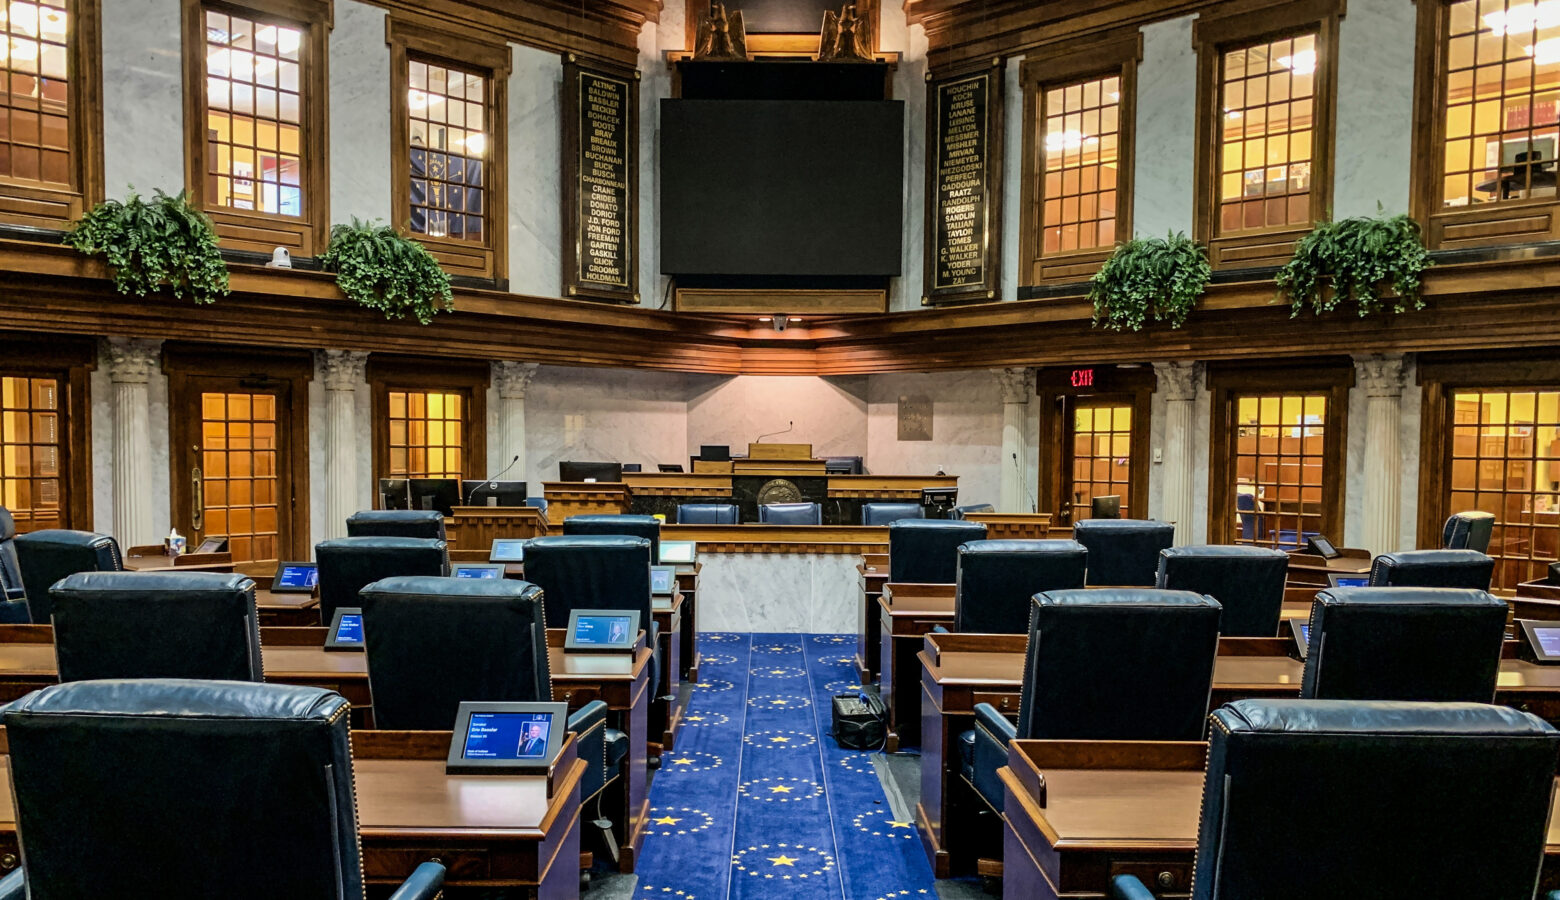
[1354,353,1407,554]
[493,361,540,485]
[996,367,1033,513]
[105,338,161,545]
[1155,361,1200,544]
[320,350,368,540]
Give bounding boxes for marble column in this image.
[1155,361,1200,544]
[1354,353,1407,554]
[104,338,161,546]
[996,367,1033,513]
[320,350,368,540]
[493,361,540,484]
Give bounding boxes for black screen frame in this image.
[270,560,319,594]
[446,701,569,774]
[563,608,641,653]
[325,607,365,651]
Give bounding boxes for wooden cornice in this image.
[3,239,1559,376]
[362,0,662,67]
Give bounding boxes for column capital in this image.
[1153,361,1200,403]
[994,367,1033,404]
[1353,353,1407,399]
[494,361,540,400]
[102,337,161,385]
[318,349,368,391]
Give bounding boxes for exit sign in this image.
[1070,368,1095,388]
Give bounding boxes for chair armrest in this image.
[974,703,1017,745]
[931,624,950,634]
[386,861,445,900]
[0,869,22,900]
[1111,874,1157,900]
[568,699,608,734]
[568,699,610,801]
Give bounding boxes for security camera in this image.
[771,314,789,333]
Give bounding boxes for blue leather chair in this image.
[1113,700,1560,900]
[678,502,739,524]
[1300,586,1507,702]
[345,509,446,540]
[862,502,924,526]
[1236,492,1262,542]
[314,536,448,623]
[951,503,994,520]
[359,576,623,808]
[13,528,122,624]
[1,679,445,899]
[524,496,550,517]
[953,539,1087,633]
[564,514,661,566]
[759,502,822,525]
[0,508,28,623]
[1442,510,1495,552]
[1157,545,1289,637]
[50,571,262,683]
[889,519,987,584]
[966,589,1221,813]
[1368,548,1493,589]
[1073,518,1175,587]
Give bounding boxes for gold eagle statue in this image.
[818,3,873,62]
[694,2,748,61]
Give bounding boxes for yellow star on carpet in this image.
[888,821,912,828]
[770,699,789,705]
[769,736,791,743]
[768,855,798,866]
[653,815,682,825]
[769,785,793,794]
[686,715,704,722]
[672,757,694,765]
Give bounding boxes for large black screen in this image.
[659,99,904,277]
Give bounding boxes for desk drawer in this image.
[972,691,1020,715]
[366,847,492,883]
[554,686,602,709]
[1109,860,1192,897]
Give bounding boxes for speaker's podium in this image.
[732,443,828,520]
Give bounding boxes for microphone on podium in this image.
[755,421,794,443]
[1012,452,1037,513]
[467,454,520,504]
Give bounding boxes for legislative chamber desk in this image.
[0,627,652,874]
[997,739,1560,899]
[544,472,959,525]
[856,553,888,684]
[0,729,587,894]
[916,633,1560,877]
[877,582,956,751]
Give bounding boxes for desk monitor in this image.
[1326,573,1370,589]
[1549,561,1560,586]
[650,565,676,596]
[658,463,684,473]
[453,563,505,580]
[659,540,696,565]
[563,609,640,653]
[1307,535,1340,559]
[407,478,460,517]
[447,701,568,774]
[558,461,622,483]
[378,478,410,510]
[326,607,365,651]
[463,480,527,507]
[489,538,526,563]
[1090,495,1122,519]
[194,536,229,554]
[1288,617,1311,659]
[699,445,731,462]
[270,561,319,593]
[921,487,958,515]
[1518,620,1560,663]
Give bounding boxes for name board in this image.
[564,61,639,303]
[924,65,1003,304]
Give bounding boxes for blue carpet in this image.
[632,633,938,900]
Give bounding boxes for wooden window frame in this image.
[180,0,332,257]
[0,334,93,530]
[1206,359,1352,545]
[1037,364,1154,523]
[386,13,510,283]
[1019,29,1141,286]
[682,0,882,58]
[1193,0,1342,270]
[1409,0,1560,249]
[0,0,103,232]
[368,355,488,486]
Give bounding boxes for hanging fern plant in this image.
[1276,212,1433,318]
[63,189,230,304]
[1088,232,1211,331]
[320,218,454,324]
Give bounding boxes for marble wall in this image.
[885,16,929,312]
[694,553,859,633]
[329,1,391,225]
[89,349,172,543]
[519,365,692,485]
[102,0,183,195]
[686,375,870,460]
[508,43,565,298]
[1343,354,1422,551]
[1132,15,1199,239]
[864,370,1020,508]
[1333,0,1417,218]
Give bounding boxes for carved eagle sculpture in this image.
[695,2,748,61]
[818,3,873,62]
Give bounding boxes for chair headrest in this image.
[316,536,447,553]
[52,571,254,597]
[361,575,543,603]
[890,519,986,536]
[1073,518,1175,535]
[0,507,16,541]
[346,510,444,525]
[1214,698,1554,737]
[564,515,660,528]
[1160,544,1288,562]
[1037,588,1221,609]
[525,535,650,553]
[1374,549,1491,568]
[1315,586,1506,609]
[4,678,344,721]
[960,539,1086,557]
[15,528,117,550]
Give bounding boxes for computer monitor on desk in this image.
[700,445,731,462]
[1091,495,1122,519]
[378,478,410,510]
[558,461,622,483]
[463,480,527,507]
[407,478,460,516]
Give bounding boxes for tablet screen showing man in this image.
[463,712,553,759]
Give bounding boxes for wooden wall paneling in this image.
[562,57,640,303]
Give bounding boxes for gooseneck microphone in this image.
[1012,452,1037,513]
[468,454,520,504]
[756,421,795,443]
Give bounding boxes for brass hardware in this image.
[1,854,17,869]
[191,444,204,533]
[1157,872,1175,889]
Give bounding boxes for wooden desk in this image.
[444,505,549,550]
[652,590,685,749]
[878,582,956,751]
[122,550,234,572]
[998,739,1560,899]
[962,513,1052,540]
[0,734,586,893]
[255,586,322,627]
[674,565,700,683]
[856,553,889,685]
[1285,548,1372,586]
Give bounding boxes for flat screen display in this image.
[326,607,364,651]
[573,615,634,647]
[453,564,504,580]
[660,541,696,564]
[272,562,319,593]
[1327,574,1370,589]
[660,99,904,277]
[490,539,526,563]
[1520,619,1560,663]
[445,701,568,774]
[651,566,675,596]
[1535,627,1560,656]
[462,712,555,760]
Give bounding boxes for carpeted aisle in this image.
[631,632,938,900]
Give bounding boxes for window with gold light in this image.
[1040,76,1122,256]
[1216,33,1318,235]
[0,375,61,532]
[407,59,487,245]
[199,390,280,562]
[385,389,467,480]
[1067,402,1134,519]
[1229,393,1329,549]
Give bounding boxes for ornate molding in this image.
[102,337,160,384]
[1354,353,1407,399]
[1154,361,1200,402]
[319,349,368,392]
[995,367,1033,403]
[493,361,541,400]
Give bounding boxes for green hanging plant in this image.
[1276,211,1433,318]
[1088,232,1211,331]
[319,218,454,324]
[63,188,230,304]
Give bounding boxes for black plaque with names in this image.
[924,65,1003,305]
[564,60,639,303]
